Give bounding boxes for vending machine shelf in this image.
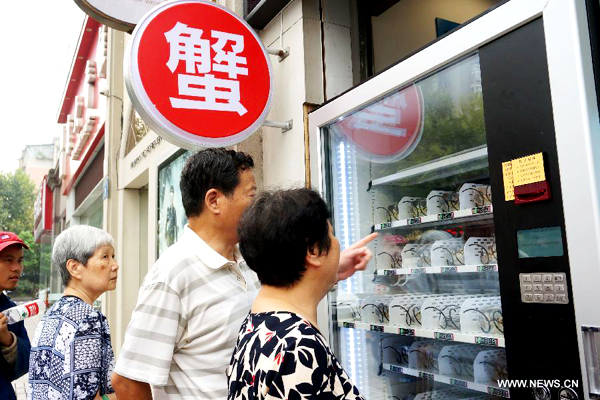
[375,263,498,277]
[382,363,511,398]
[373,205,493,232]
[338,321,504,347]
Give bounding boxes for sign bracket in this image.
[263,119,293,133]
[267,47,290,62]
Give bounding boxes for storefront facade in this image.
[45,16,114,306]
[104,0,510,354]
[92,2,600,398]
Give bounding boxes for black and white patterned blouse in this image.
[227,311,365,400]
[28,296,115,400]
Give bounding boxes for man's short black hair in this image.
[238,188,332,287]
[180,148,254,218]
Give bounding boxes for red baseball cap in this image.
[0,232,29,253]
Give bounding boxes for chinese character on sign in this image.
[329,85,423,163]
[126,0,273,148]
[165,22,248,116]
[354,93,409,138]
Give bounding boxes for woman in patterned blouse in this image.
[228,188,367,400]
[28,226,119,400]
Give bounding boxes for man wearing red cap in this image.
[0,232,31,400]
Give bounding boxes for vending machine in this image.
[309,1,600,399]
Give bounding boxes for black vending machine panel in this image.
[481,17,584,400]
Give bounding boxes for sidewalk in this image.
[11,313,41,400]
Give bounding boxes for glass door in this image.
[323,53,509,400]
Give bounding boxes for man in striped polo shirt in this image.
[112,149,375,399]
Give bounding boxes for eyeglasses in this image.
[460,185,492,207]
[467,242,496,265]
[391,304,422,327]
[384,345,409,365]
[362,302,390,324]
[463,307,504,334]
[441,355,474,378]
[424,304,461,330]
[399,198,427,218]
[338,301,361,321]
[401,245,430,268]
[480,360,508,381]
[402,246,420,261]
[377,205,399,224]
[410,349,438,371]
[431,244,465,266]
[427,192,460,213]
[419,244,432,267]
[378,251,402,269]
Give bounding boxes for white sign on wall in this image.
[73,0,168,32]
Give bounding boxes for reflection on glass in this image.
[328,55,486,180]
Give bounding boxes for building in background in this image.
[18,144,55,187]
[56,17,108,230]
[39,16,111,304]
[32,175,53,300]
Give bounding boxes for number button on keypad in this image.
[554,284,565,292]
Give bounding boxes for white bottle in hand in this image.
[4,299,47,324]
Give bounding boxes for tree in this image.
[0,169,36,234]
[0,169,40,299]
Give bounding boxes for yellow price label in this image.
[512,153,545,186]
[502,161,515,201]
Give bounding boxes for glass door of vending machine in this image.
[321,52,510,400]
[310,1,600,399]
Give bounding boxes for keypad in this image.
[520,273,569,304]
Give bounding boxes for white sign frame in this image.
[125,0,274,150]
[73,0,168,32]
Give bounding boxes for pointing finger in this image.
[348,233,378,249]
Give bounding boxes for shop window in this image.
[157,150,193,257]
[139,186,149,287]
[80,197,103,229]
[356,0,506,77]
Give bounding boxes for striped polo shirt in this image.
[114,225,260,399]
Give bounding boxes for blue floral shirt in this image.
[28,296,115,400]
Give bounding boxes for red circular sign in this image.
[330,84,424,163]
[126,0,273,149]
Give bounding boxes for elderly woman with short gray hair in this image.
[28,226,119,400]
